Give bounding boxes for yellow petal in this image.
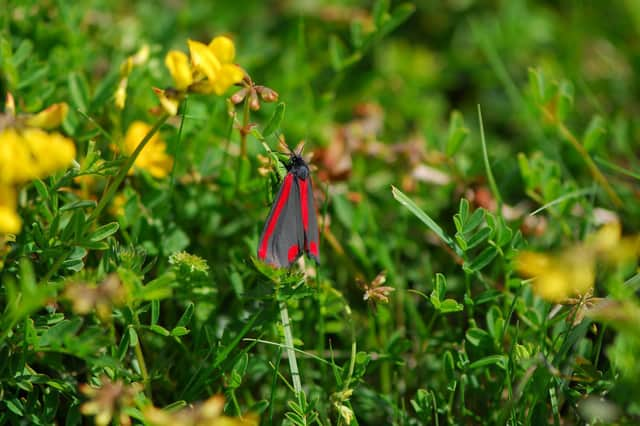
[533,270,572,302]
[515,251,551,277]
[115,78,128,110]
[123,121,173,178]
[188,39,221,82]
[0,129,35,183]
[153,87,181,116]
[588,221,621,253]
[209,64,244,95]
[165,50,193,90]
[25,102,69,129]
[21,128,76,177]
[208,36,236,63]
[0,186,21,234]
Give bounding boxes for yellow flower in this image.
[0,102,76,234]
[0,127,76,184]
[143,394,258,426]
[109,193,127,217]
[123,121,173,178]
[187,36,244,95]
[516,221,639,303]
[114,45,150,110]
[152,87,181,116]
[165,50,193,90]
[516,248,595,302]
[0,186,21,234]
[25,102,69,129]
[80,376,142,426]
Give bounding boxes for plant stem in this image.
[477,104,503,213]
[88,113,169,223]
[279,300,302,398]
[240,93,251,158]
[132,312,151,397]
[541,107,622,207]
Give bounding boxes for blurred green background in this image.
[2,0,640,424]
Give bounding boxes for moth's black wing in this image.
[257,173,305,267]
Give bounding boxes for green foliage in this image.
[1,0,640,425]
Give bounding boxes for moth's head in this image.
[288,153,309,179]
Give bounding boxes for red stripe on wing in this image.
[299,178,308,231]
[258,173,294,260]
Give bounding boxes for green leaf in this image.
[392,186,457,252]
[329,35,348,71]
[175,303,194,328]
[151,300,160,326]
[557,80,574,121]
[379,3,416,38]
[128,326,139,347]
[90,222,119,242]
[60,200,97,212]
[464,246,498,273]
[68,72,89,112]
[150,325,170,336]
[583,115,606,152]
[443,350,455,382]
[469,355,508,370]
[136,272,175,301]
[465,328,491,347]
[440,299,464,313]
[465,226,492,250]
[372,0,390,26]
[463,208,485,234]
[33,179,49,200]
[262,102,285,137]
[446,110,469,156]
[170,326,189,337]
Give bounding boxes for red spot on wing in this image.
[258,174,294,260]
[288,244,299,262]
[299,178,308,231]
[309,241,319,257]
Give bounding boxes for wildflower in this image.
[156,36,244,115]
[63,274,126,321]
[25,102,69,129]
[0,98,76,233]
[168,251,210,275]
[114,44,150,109]
[230,74,280,111]
[143,394,258,426]
[516,221,639,302]
[80,376,143,426]
[358,271,395,309]
[121,121,173,178]
[165,50,193,90]
[188,36,244,95]
[516,247,595,302]
[0,186,21,234]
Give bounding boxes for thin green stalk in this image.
[541,107,622,207]
[88,113,169,223]
[169,99,188,193]
[132,313,151,397]
[279,300,302,399]
[240,93,251,158]
[477,105,503,212]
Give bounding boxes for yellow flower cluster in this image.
[516,222,639,302]
[156,36,244,115]
[0,101,76,234]
[122,121,174,178]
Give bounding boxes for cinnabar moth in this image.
[257,148,320,268]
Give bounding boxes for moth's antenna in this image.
[295,140,305,156]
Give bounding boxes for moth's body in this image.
[257,152,320,268]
